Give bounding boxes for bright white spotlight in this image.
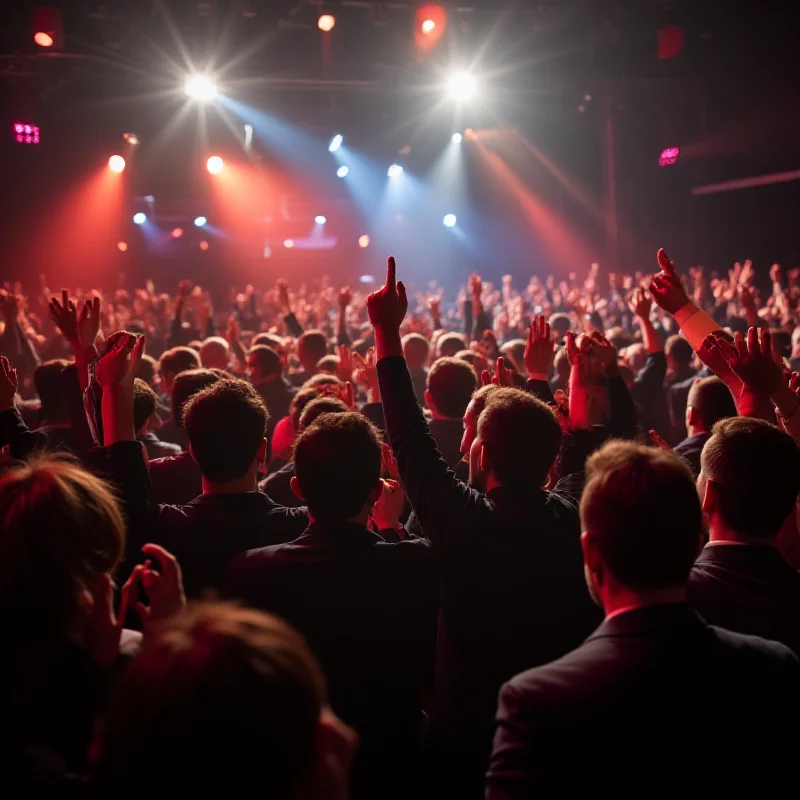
[328,134,343,152]
[206,156,224,175]
[133,212,146,225]
[315,215,327,225]
[185,75,217,101]
[443,214,457,228]
[108,155,126,173]
[421,19,436,34]
[123,132,139,146]
[387,164,404,178]
[452,132,463,144]
[284,239,295,248]
[194,216,207,227]
[448,71,477,101]
[318,13,336,32]
[358,235,370,249]
[337,165,349,178]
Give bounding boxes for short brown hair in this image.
[427,357,478,419]
[477,388,561,491]
[184,379,268,483]
[666,335,693,366]
[701,417,800,538]
[94,602,325,796]
[686,376,736,429]
[159,346,200,380]
[297,329,328,364]
[133,378,157,433]
[0,454,125,640]
[173,369,220,429]
[297,396,348,433]
[581,441,702,589]
[437,332,466,358]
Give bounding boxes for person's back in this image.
[688,417,800,654]
[228,411,438,798]
[488,440,800,798]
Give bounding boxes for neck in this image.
[707,521,777,547]
[430,411,461,422]
[602,585,687,617]
[202,472,259,496]
[687,423,708,437]
[306,508,371,527]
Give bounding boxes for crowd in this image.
[1,247,800,798]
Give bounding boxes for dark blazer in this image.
[149,451,203,506]
[91,442,308,597]
[139,431,182,461]
[377,356,600,797]
[689,543,800,655]
[427,417,466,472]
[227,522,438,798]
[673,431,711,478]
[258,459,300,508]
[488,604,800,798]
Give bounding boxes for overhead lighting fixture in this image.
[315,215,327,225]
[206,156,224,174]
[358,235,370,249]
[108,155,126,173]
[337,165,349,178]
[447,71,477,101]
[328,134,343,152]
[34,31,53,47]
[284,239,295,248]
[194,216,208,227]
[199,241,209,251]
[185,75,217,101]
[443,214,457,228]
[123,132,139,146]
[133,212,147,225]
[452,132,463,144]
[387,164,404,178]
[318,13,336,32]
[171,228,184,239]
[117,242,128,252]
[421,19,436,34]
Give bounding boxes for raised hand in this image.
[427,288,443,318]
[77,296,102,349]
[370,478,406,533]
[338,286,352,309]
[649,429,672,452]
[353,347,380,402]
[469,273,483,300]
[480,357,515,388]
[770,263,782,285]
[367,256,408,332]
[177,279,194,298]
[48,290,79,343]
[650,248,691,315]
[95,331,145,391]
[125,544,186,631]
[0,356,19,409]
[587,331,618,371]
[276,278,291,312]
[524,315,554,377]
[336,343,354,383]
[628,287,652,319]
[702,328,782,396]
[84,573,129,666]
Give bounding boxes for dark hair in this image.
[297,330,328,365]
[290,387,324,429]
[293,412,381,522]
[159,346,200,380]
[248,345,282,379]
[437,332,466,358]
[549,313,572,340]
[184,380,268,483]
[581,440,702,589]
[477,388,561,491]
[687,376,736,430]
[316,355,340,374]
[665,335,693,367]
[0,454,125,642]
[701,417,800,538]
[427,357,478,419]
[133,379,157,433]
[301,373,342,391]
[136,354,158,386]
[402,333,430,367]
[252,333,285,351]
[172,369,220,430]
[33,359,70,419]
[297,396,348,433]
[94,602,325,797]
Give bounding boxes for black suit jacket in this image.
[227,522,438,797]
[488,604,800,798]
[91,442,308,597]
[377,357,600,789]
[689,543,800,655]
[673,431,711,478]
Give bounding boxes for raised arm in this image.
[336,286,352,346]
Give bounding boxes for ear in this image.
[290,475,305,502]
[424,390,435,414]
[581,531,604,586]
[256,436,268,465]
[686,404,697,429]
[310,710,358,798]
[479,441,489,472]
[702,478,717,514]
[188,442,197,464]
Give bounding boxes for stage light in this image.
[443,214,457,228]
[659,146,680,167]
[421,19,436,34]
[34,31,53,47]
[199,240,209,251]
[315,215,327,224]
[337,165,349,178]
[123,132,139,145]
[387,164,404,178]
[194,215,207,227]
[329,134,343,152]
[207,156,224,174]
[284,239,295,248]
[14,123,40,144]
[448,71,476,101]
[117,242,128,252]
[185,75,217,101]
[133,212,147,225]
[171,228,184,239]
[358,235,370,249]
[108,155,126,173]
[452,132,463,144]
[318,13,336,32]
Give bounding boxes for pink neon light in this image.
[659,147,679,167]
[12,123,40,144]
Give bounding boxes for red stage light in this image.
[659,147,680,167]
[171,227,184,239]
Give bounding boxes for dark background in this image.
[1,0,799,297]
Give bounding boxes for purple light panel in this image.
[14,123,40,144]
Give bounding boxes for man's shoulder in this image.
[707,622,800,666]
